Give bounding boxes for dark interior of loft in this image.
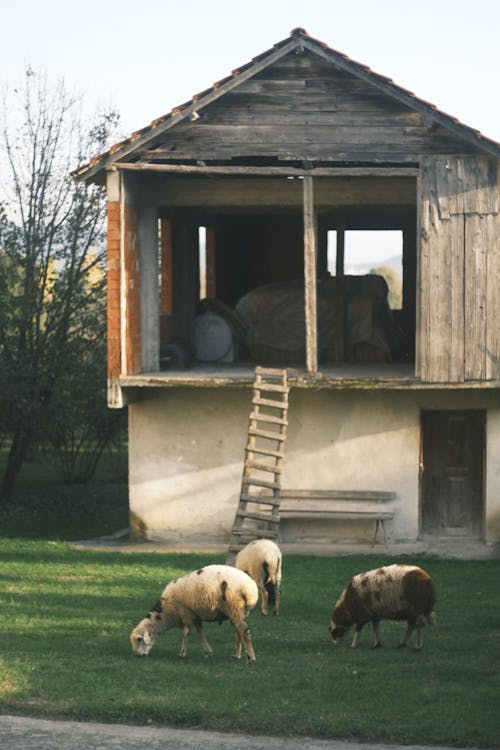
[157,204,416,372]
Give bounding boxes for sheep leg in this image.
[273,584,280,616]
[194,622,213,657]
[260,584,268,616]
[398,620,415,648]
[179,625,190,657]
[350,623,365,649]
[233,629,242,660]
[231,619,255,662]
[414,625,424,650]
[413,615,426,650]
[371,620,382,648]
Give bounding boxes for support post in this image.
[303,176,318,373]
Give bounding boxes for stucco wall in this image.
[128,387,500,548]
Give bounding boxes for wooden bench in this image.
[278,489,396,546]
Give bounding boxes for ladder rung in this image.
[240,493,280,506]
[244,459,282,473]
[249,411,288,426]
[252,396,288,410]
[254,382,289,394]
[246,445,284,459]
[248,426,286,441]
[237,510,280,523]
[228,529,279,543]
[255,367,287,377]
[242,477,280,491]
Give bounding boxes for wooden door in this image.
[421,410,484,538]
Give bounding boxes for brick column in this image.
[106,199,121,381]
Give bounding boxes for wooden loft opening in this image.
[153,170,417,374]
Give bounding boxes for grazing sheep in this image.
[329,564,436,650]
[235,539,282,615]
[130,565,258,661]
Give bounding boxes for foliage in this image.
[0,541,498,746]
[0,68,120,496]
[45,266,126,483]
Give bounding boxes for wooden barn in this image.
[75,28,500,553]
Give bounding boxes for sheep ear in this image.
[143,630,152,645]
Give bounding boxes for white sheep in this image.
[235,539,282,615]
[130,564,258,661]
[329,563,436,650]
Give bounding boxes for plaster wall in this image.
[128,387,500,549]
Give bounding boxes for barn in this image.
[75,28,500,554]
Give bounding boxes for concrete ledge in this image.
[72,533,500,559]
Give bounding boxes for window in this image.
[327,229,403,309]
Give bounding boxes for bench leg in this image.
[372,520,387,546]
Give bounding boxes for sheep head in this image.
[328,622,348,645]
[130,622,153,656]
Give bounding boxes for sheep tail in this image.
[263,561,276,607]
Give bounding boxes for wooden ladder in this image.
[226,366,289,564]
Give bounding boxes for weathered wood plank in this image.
[303,176,318,373]
[465,214,487,380]
[152,123,465,147]
[169,122,432,141]
[485,212,500,380]
[136,175,416,209]
[116,162,419,178]
[448,214,465,382]
[137,141,474,163]
[419,158,465,383]
[435,157,500,218]
[280,489,396,501]
[203,104,424,127]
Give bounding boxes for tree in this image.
[0,68,120,498]
[46,257,125,484]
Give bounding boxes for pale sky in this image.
[1,0,498,265]
[2,0,499,141]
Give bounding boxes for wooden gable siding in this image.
[418,157,500,382]
[135,53,481,165]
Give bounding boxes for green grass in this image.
[0,540,499,746]
[0,450,129,540]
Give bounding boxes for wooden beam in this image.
[303,176,318,373]
[205,226,216,298]
[109,163,419,178]
[335,228,345,362]
[335,228,345,279]
[160,219,173,314]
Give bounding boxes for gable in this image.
[75,29,499,183]
[136,51,482,166]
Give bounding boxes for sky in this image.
[1,0,498,264]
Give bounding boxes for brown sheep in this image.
[329,563,436,650]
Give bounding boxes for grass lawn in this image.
[0,539,499,746]
[0,449,129,541]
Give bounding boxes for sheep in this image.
[329,563,436,650]
[130,564,258,661]
[234,539,282,615]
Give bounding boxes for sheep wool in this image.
[130,565,258,660]
[235,539,282,615]
[329,563,436,650]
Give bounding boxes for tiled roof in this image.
[74,27,499,181]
